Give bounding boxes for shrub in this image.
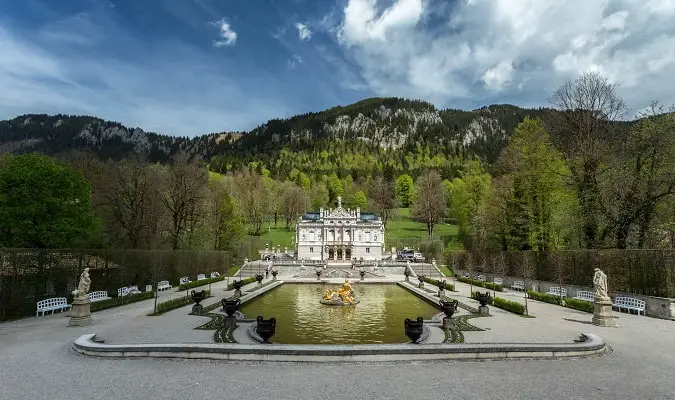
[471,291,494,305]
[179,275,226,291]
[90,292,154,312]
[564,298,594,313]
[456,277,504,291]
[150,290,211,315]
[493,297,526,315]
[527,290,562,305]
[424,277,455,291]
[419,239,444,262]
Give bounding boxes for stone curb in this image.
[73,333,608,362]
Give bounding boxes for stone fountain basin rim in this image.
[73,333,607,361]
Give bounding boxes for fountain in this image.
[320,280,360,305]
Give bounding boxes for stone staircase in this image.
[408,264,444,278]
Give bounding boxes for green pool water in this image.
[240,283,439,344]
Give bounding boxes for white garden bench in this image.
[476,275,486,281]
[197,274,206,280]
[128,285,140,294]
[88,291,111,302]
[573,290,595,302]
[36,298,71,316]
[117,287,129,297]
[547,287,567,297]
[157,281,172,291]
[613,296,646,316]
[493,278,503,285]
[510,280,525,291]
[210,272,220,278]
[179,277,190,285]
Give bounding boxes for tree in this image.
[0,153,96,248]
[396,174,414,207]
[370,176,397,226]
[326,173,344,202]
[232,169,268,235]
[411,170,447,236]
[207,180,244,251]
[309,181,330,210]
[447,160,492,249]
[282,182,309,229]
[160,154,208,250]
[264,178,282,227]
[548,71,628,248]
[352,190,368,209]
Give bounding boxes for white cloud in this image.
[295,22,312,41]
[287,54,304,70]
[334,0,675,113]
[212,18,237,47]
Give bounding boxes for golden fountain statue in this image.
[320,280,360,305]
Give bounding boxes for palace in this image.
[296,197,384,262]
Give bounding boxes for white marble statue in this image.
[72,268,91,299]
[592,268,609,300]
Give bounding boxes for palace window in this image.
[366,248,370,253]
[310,247,314,253]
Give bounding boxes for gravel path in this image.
[1,277,674,400]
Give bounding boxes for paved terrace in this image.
[1,275,674,399]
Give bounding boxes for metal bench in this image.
[547,287,567,297]
[476,274,486,281]
[157,281,172,291]
[573,290,595,302]
[197,274,206,280]
[613,296,646,315]
[117,287,129,297]
[87,291,111,302]
[210,272,220,278]
[493,278,503,285]
[510,280,525,291]
[36,297,71,316]
[179,277,190,285]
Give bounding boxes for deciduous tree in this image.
[412,170,447,236]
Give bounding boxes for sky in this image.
[1,0,675,136]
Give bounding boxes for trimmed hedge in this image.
[493,297,526,315]
[457,277,504,291]
[424,277,456,292]
[150,290,211,315]
[564,298,594,313]
[90,292,154,312]
[226,276,257,290]
[527,290,563,305]
[471,291,494,305]
[178,275,226,291]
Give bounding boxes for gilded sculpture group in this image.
[321,280,359,305]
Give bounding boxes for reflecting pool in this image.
[240,283,439,344]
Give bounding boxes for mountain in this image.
[0,98,552,177]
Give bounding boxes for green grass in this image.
[438,265,453,276]
[225,265,241,276]
[241,208,459,251]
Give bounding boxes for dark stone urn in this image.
[437,280,447,290]
[255,274,264,286]
[191,290,207,314]
[256,316,277,343]
[360,270,366,279]
[232,280,244,296]
[271,270,278,281]
[221,298,241,317]
[404,268,410,281]
[439,299,459,319]
[404,317,424,343]
[316,270,322,280]
[418,275,426,288]
[477,291,491,307]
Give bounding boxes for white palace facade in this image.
[296,197,384,263]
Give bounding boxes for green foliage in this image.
[396,174,414,207]
[526,290,563,305]
[309,182,330,210]
[0,153,96,248]
[437,264,453,276]
[457,277,504,291]
[179,275,226,291]
[351,190,368,209]
[424,277,455,291]
[493,297,526,315]
[90,292,154,312]
[564,298,594,313]
[326,173,344,202]
[226,276,257,290]
[418,239,444,262]
[150,290,211,315]
[447,160,492,249]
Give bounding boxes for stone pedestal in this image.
[478,305,489,315]
[438,289,445,297]
[257,282,263,288]
[405,276,409,282]
[191,304,203,314]
[592,297,616,327]
[418,282,424,289]
[224,316,238,329]
[442,317,455,330]
[68,297,92,327]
